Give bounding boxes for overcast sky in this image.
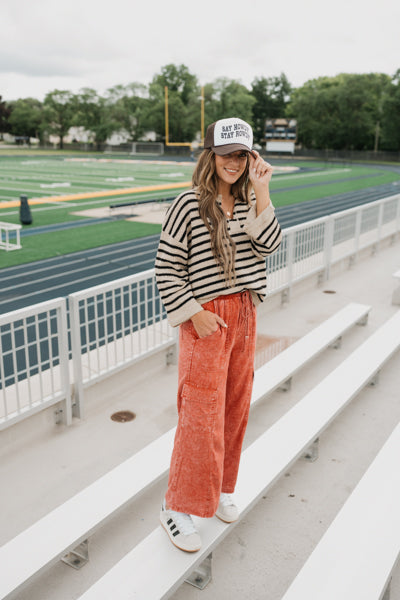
[1,0,399,101]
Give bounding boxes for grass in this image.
[0,187,186,228]
[0,221,161,268]
[0,154,193,202]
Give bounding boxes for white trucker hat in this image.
[204,117,254,156]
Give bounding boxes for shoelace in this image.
[167,508,197,536]
[219,493,235,507]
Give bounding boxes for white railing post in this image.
[376,200,384,250]
[284,229,295,302]
[69,295,85,420]
[353,207,362,261]
[396,195,400,236]
[57,299,72,425]
[323,215,335,281]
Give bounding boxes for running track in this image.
[1,180,399,313]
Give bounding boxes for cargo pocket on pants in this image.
[169,381,218,491]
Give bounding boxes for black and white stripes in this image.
[155,189,282,326]
[167,518,180,537]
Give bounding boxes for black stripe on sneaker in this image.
[170,524,176,531]
[167,518,172,525]
[172,530,180,537]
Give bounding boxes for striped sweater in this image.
[155,189,282,326]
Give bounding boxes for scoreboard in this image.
[265,118,297,154]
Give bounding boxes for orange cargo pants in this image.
[165,290,257,518]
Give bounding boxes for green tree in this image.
[205,78,255,125]
[151,64,198,105]
[8,98,43,140]
[147,64,200,143]
[74,88,120,149]
[288,73,392,150]
[380,69,400,151]
[0,95,12,139]
[251,74,292,143]
[106,83,150,141]
[42,90,76,149]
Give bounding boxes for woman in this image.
[155,117,282,552]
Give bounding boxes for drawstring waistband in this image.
[209,290,254,350]
[240,291,252,348]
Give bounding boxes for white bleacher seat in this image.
[75,309,400,600]
[0,302,370,600]
[251,301,370,400]
[281,421,400,600]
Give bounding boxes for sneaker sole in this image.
[160,515,201,553]
[215,510,239,524]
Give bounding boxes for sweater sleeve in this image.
[243,201,282,258]
[155,195,203,327]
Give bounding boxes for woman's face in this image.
[214,151,248,187]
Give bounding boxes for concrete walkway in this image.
[0,238,399,600]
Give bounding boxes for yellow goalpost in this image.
[164,86,205,151]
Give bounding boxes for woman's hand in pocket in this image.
[190,310,227,338]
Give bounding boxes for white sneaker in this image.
[215,493,239,523]
[160,500,201,552]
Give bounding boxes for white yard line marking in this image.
[274,168,352,182]
[40,182,71,188]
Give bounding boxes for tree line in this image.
[0,64,399,151]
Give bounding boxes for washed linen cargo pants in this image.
[165,290,257,518]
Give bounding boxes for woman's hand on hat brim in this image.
[248,150,273,186]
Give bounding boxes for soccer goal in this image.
[131,142,164,156]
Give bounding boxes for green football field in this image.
[0,153,399,268]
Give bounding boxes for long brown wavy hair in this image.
[192,149,252,285]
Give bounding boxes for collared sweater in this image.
[155,189,282,327]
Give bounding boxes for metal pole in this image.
[201,86,205,144]
[164,86,169,145]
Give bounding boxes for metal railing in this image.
[69,269,176,418]
[0,298,71,430]
[0,193,399,430]
[266,193,400,299]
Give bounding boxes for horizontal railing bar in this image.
[0,297,66,326]
[68,269,156,301]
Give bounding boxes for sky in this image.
[1,0,399,101]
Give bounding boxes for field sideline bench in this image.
[0,302,370,599]
[76,309,400,600]
[281,421,400,600]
